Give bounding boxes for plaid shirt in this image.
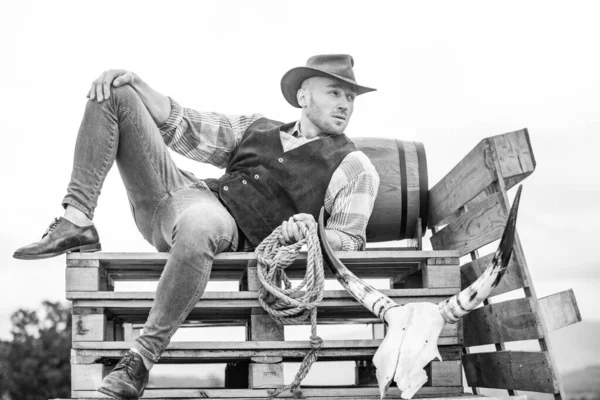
[159,98,379,251]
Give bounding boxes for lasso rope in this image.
[254,220,325,398]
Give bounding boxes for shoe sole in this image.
[97,378,145,400]
[13,243,102,260]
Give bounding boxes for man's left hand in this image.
[279,213,315,246]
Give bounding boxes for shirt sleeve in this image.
[158,97,264,169]
[324,151,380,251]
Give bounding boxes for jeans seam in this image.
[122,108,171,194]
[87,114,117,210]
[155,256,212,356]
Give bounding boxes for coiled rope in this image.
[254,220,325,398]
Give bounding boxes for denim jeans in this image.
[62,85,239,362]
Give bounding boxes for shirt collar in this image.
[291,121,302,138]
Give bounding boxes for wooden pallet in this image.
[66,250,464,398]
[61,127,579,400]
[428,128,581,398]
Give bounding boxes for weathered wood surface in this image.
[463,289,582,347]
[491,130,536,191]
[71,341,462,363]
[539,289,581,331]
[430,192,507,256]
[65,250,460,286]
[463,297,542,347]
[67,288,459,323]
[428,128,534,228]
[64,395,523,400]
[463,351,557,392]
[461,252,523,296]
[68,386,464,399]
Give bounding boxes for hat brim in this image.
[281,67,376,108]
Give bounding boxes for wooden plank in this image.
[67,394,523,400]
[463,351,558,393]
[428,140,495,228]
[249,363,283,389]
[463,297,543,347]
[461,252,523,296]
[69,386,464,398]
[67,289,459,323]
[65,250,460,281]
[426,360,462,387]
[539,289,582,331]
[71,341,462,362]
[422,265,460,289]
[71,363,110,391]
[491,129,536,191]
[66,267,101,292]
[428,129,534,227]
[430,192,506,256]
[72,307,106,342]
[245,261,284,388]
[67,250,459,266]
[67,249,458,282]
[68,288,458,300]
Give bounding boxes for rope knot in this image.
[310,335,323,349]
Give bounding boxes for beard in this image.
[305,96,348,135]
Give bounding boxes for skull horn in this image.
[319,210,446,399]
[438,185,522,323]
[317,185,523,399]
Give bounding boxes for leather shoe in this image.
[98,350,149,400]
[13,217,101,260]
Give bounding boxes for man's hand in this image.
[86,70,136,102]
[279,213,315,246]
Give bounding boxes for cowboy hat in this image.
[281,54,376,108]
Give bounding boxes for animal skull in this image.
[318,186,523,399]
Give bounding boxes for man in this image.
[13,54,379,399]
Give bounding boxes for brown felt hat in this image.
[281,54,376,108]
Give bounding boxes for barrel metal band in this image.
[415,141,428,234]
[396,140,408,238]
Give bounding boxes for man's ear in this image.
[297,88,307,108]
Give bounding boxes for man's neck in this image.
[298,116,321,139]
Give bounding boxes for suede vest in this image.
[205,118,357,247]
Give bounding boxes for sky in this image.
[0,0,599,347]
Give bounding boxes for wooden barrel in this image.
[353,138,428,242]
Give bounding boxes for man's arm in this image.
[323,151,379,251]
[279,151,380,251]
[87,70,171,126]
[87,69,262,168]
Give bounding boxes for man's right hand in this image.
[87,70,137,102]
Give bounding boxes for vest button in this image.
[278,158,283,163]
[223,186,229,191]
[254,174,259,179]
[242,180,247,184]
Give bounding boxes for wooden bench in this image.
[60,128,580,399]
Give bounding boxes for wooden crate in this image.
[66,249,463,399]
[428,128,581,399]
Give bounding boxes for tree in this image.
[0,301,71,400]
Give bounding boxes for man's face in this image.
[299,76,356,135]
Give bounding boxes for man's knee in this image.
[172,205,236,252]
[109,84,139,106]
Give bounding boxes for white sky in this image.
[0,0,599,340]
